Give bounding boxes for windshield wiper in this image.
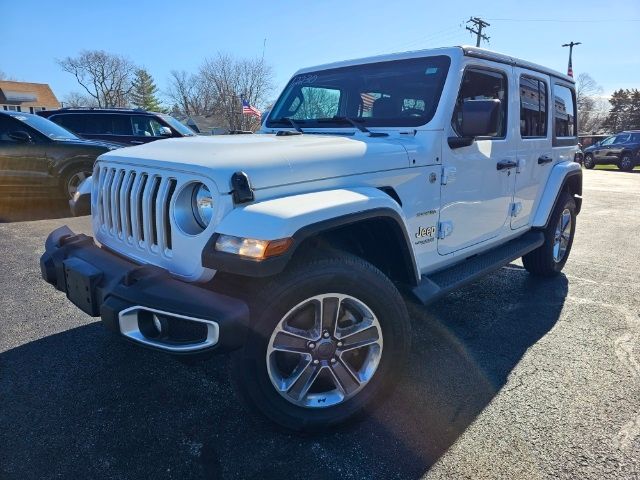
[318,117,388,137]
[270,117,304,133]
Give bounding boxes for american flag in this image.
[567,56,573,78]
[361,92,377,112]
[242,98,261,118]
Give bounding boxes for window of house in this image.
[520,76,547,137]
[554,84,576,137]
[452,68,508,138]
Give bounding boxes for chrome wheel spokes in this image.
[266,294,383,408]
[553,208,572,262]
[67,171,89,198]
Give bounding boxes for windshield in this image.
[160,114,196,136]
[267,55,451,129]
[14,113,79,140]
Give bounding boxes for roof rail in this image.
[58,106,148,112]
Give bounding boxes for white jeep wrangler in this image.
[41,46,582,431]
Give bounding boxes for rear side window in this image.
[554,85,576,138]
[520,76,547,138]
[453,68,508,138]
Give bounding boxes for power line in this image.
[487,18,640,23]
[466,17,490,47]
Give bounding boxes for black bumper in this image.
[40,226,250,355]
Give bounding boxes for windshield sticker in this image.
[425,67,438,75]
[15,116,27,121]
[291,74,319,87]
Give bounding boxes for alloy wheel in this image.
[553,208,572,263]
[66,171,91,199]
[266,293,383,408]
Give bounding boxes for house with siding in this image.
[0,80,60,113]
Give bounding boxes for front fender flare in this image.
[532,161,582,228]
[202,187,419,281]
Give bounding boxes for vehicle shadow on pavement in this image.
[0,265,567,480]
[0,197,72,223]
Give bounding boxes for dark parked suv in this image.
[0,110,120,200]
[582,131,640,171]
[37,108,195,146]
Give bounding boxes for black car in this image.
[37,108,196,146]
[582,131,640,171]
[0,110,120,200]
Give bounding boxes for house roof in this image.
[0,80,60,108]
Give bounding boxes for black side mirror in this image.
[460,99,501,137]
[448,99,501,149]
[7,130,32,143]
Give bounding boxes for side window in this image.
[52,114,86,134]
[0,116,20,141]
[520,76,547,138]
[453,68,508,138]
[131,116,165,137]
[554,84,576,138]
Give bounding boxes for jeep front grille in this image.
[94,165,178,256]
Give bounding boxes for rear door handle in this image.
[497,159,517,170]
[538,155,553,165]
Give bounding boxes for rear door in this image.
[511,71,552,229]
[438,65,517,255]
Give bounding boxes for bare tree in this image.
[199,53,274,131]
[165,70,213,116]
[57,50,136,108]
[62,91,99,108]
[0,70,17,81]
[576,73,607,133]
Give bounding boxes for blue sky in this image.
[1,0,638,105]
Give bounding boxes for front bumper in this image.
[40,226,249,355]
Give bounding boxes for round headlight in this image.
[192,183,214,228]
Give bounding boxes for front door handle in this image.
[497,159,517,170]
[538,155,553,165]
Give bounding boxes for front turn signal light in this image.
[215,235,293,260]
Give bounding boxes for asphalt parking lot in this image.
[0,169,638,480]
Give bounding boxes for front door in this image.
[0,115,49,192]
[438,65,516,255]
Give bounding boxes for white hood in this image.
[99,133,410,193]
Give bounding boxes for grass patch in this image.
[594,164,640,171]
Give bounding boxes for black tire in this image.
[231,250,411,431]
[61,165,92,200]
[618,153,634,172]
[583,154,596,169]
[523,192,577,277]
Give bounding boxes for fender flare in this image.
[202,187,419,283]
[531,161,582,228]
[55,155,95,178]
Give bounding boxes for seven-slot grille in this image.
[94,165,178,256]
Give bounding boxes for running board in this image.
[411,231,544,305]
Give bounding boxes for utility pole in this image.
[466,17,490,47]
[562,41,581,77]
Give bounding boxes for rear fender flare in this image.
[532,161,582,228]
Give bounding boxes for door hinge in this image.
[510,202,523,217]
[441,166,457,185]
[438,221,454,239]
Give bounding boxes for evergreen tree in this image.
[604,89,631,132]
[628,89,640,130]
[130,68,163,111]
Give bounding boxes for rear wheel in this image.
[618,154,634,172]
[583,154,595,169]
[231,251,411,431]
[523,192,576,277]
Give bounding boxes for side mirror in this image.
[460,99,501,137]
[8,130,32,143]
[159,126,172,136]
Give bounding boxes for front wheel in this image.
[523,192,576,277]
[618,154,634,172]
[583,154,596,169]
[231,251,411,431]
[62,166,92,200]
